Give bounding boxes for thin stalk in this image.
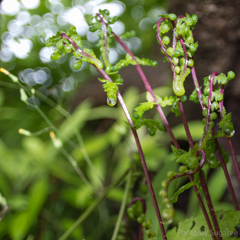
[178,99,194,149]
[112,32,179,149]
[58,169,130,240]
[214,136,239,210]
[191,66,204,109]
[199,171,223,240]
[111,169,133,240]
[60,34,167,239]
[227,138,240,186]
[219,87,240,187]
[189,175,217,240]
[60,148,97,192]
[97,67,167,239]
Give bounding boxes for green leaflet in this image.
[99,79,122,101]
[218,113,235,137]
[170,181,197,203]
[171,98,180,117]
[158,95,176,107]
[112,53,157,71]
[171,144,199,171]
[134,102,155,119]
[132,118,165,136]
[167,210,240,240]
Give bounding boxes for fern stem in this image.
[112,32,180,149]
[178,99,194,149]
[214,136,239,210]
[117,91,167,240]
[219,87,240,189]
[189,175,217,240]
[95,67,167,239]
[199,171,223,240]
[191,66,204,109]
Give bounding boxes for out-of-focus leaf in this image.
[59,100,91,140]
[172,120,203,141]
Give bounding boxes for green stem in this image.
[58,168,130,240]
[111,169,133,240]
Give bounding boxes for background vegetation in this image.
[0,0,239,239]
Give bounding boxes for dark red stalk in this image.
[219,87,240,188]
[61,33,167,239]
[199,171,223,240]
[96,14,111,72]
[178,99,194,149]
[191,66,205,109]
[214,135,239,210]
[112,32,179,149]
[189,175,217,240]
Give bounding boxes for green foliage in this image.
[218,113,235,137]
[170,181,197,203]
[134,102,155,119]
[112,53,157,71]
[171,144,199,171]
[167,210,240,240]
[132,118,165,136]
[128,201,156,239]
[99,79,122,106]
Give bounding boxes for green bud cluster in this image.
[159,181,174,224]
[158,13,199,96]
[127,201,156,239]
[201,71,235,137]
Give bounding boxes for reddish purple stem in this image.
[179,37,188,81]
[191,66,205,109]
[218,87,240,199]
[96,14,110,70]
[112,32,180,149]
[61,32,167,239]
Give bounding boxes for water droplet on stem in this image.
[107,98,117,106]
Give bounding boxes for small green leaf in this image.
[170,181,197,203]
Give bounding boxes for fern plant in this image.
[45,10,240,240]
[1,8,240,240]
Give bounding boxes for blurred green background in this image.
[0,0,238,239]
